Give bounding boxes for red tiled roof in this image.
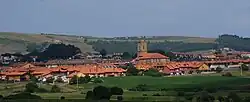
[136,53,168,60]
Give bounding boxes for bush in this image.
[222,72,233,77]
[55,77,64,83]
[152,93,161,96]
[177,91,185,96]
[60,96,65,99]
[205,88,217,93]
[110,87,123,95]
[144,68,163,77]
[51,85,61,93]
[93,86,111,100]
[216,67,223,73]
[85,91,93,100]
[142,94,147,96]
[25,82,38,93]
[46,77,54,83]
[217,96,224,102]
[0,95,3,99]
[117,96,123,101]
[241,64,249,71]
[93,78,104,84]
[188,70,193,74]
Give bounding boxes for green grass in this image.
[1,75,250,101]
[77,76,250,90]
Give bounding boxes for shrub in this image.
[152,93,161,96]
[205,88,217,93]
[93,78,104,84]
[0,95,3,99]
[117,96,123,101]
[46,77,54,83]
[217,96,224,102]
[188,70,193,74]
[222,72,233,77]
[51,85,61,93]
[110,87,123,95]
[177,91,185,96]
[93,86,111,100]
[241,64,249,71]
[25,82,38,93]
[55,77,64,83]
[216,67,223,73]
[144,68,163,77]
[85,91,93,100]
[60,96,65,99]
[142,94,147,96]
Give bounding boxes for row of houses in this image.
[0,63,126,82]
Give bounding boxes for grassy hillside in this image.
[0,32,216,54]
[0,32,93,54]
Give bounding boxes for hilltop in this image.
[0,32,216,54]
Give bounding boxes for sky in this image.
[0,0,250,37]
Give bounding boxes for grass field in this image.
[1,72,250,101]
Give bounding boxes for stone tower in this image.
[137,40,147,57]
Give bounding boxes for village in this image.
[0,40,250,84]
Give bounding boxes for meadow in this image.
[1,72,250,101]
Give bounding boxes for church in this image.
[132,40,170,70]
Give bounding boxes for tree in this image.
[117,96,123,101]
[99,49,107,57]
[126,63,139,76]
[216,67,223,73]
[144,68,163,77]
[122,52,132,59]
[93,86,111,100]
[110,87,123,95]
[28,43,81,60]
[85,91,94,100]
[51,85,61,93]
[69,75,78,85]
[25,82,38,93]
[241,64,249,71]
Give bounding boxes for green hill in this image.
[0,32,216,54]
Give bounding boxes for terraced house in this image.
[0,63,126,82]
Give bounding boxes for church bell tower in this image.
[137,40,147,57]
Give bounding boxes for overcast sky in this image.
[0,0,250,37]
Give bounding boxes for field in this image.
[1,72,250,101]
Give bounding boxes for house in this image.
[163,62,209,75]
[1,72,28,81]
[132,40,170,70]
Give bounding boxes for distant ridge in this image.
[0,32,216,54]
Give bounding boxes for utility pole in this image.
[240,63,243,76]
[77,76,79,90]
